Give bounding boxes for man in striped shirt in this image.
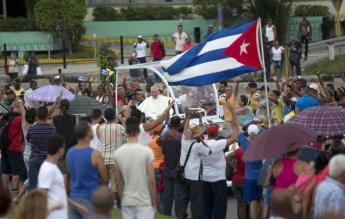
[97,108,125,206]
[27,106,56,191]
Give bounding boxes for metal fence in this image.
[0,32,198,73]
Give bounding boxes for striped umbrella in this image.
[288,106,345,137]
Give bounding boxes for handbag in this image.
[174,142,195,184]
[22,64,28,75]
[36,66,42,75]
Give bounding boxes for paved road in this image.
[226,196,237,219]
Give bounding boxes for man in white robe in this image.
[138,86,172,119]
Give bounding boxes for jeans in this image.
[290,56,301,75]
[181,179,203,219]
[202,180,227,219]
[161,167,186,218]
[28,159,44,191]
[69,198,93,219]
[137,57,147,79]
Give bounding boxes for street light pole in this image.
[2,0,7,19]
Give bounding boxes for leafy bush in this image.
[93,6,121,21]
[294,5,330,17]
[0,17,37,31]
[93,6,193,21]
[193,0,244,20]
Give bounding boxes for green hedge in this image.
[0,17,37,31]
[93,6,193,21]
[294,5,330,17]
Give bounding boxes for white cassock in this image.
[138,95,172,119]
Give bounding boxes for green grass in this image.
[10,209,176,219]
[113,209,176,218]
[303,54,345,75]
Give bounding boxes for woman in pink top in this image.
[270,149,303,192]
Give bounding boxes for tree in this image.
[193,0,244,20]
[294,5,330,16]
[249,0,293,43]
[25,0,37,19]
[34,0,86,52]
[93,6,121,21]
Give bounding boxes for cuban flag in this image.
[161,20,263,86]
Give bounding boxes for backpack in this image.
[0,112,20,151]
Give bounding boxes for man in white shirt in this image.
[172,25,188,54]
[201,124,237,219]
[134,35,149,80]
[179,109,211,219]
[114,117,157,219]
[24,80,38,109]
[38,134,68,219]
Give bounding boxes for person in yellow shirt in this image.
[269,90,284,125]
[219,80,240,122]
[10,79,26,97]
[247,81,260,113]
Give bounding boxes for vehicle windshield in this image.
[171,85,217,116]
[116,62,218,116]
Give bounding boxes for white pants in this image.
[122,206,155,219]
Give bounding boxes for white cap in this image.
[309,83,318,91]
[247,124,260,136]
[137,35,143,39]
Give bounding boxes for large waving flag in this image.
[161,20,263,86]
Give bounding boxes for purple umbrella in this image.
[27,85,75,103]
[243,124,317,161]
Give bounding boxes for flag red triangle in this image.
[224,20,262,69]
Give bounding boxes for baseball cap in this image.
[207,124,219,138]
[137,35,143,39]
[247,124,260,136]
[309,83,319,91]
[208,24,213,28]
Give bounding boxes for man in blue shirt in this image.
[296,84,320,112]
[237,124,263,219]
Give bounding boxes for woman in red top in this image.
[226,146,247,219]
[182,36,194,52]
[150,34,165,62]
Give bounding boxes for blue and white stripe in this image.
[160,20,260,86]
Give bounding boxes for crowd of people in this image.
[0,65,343,219]
[0,16,344,219]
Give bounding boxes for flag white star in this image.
[240,40,250,55]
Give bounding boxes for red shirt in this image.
[151,42,165,60]
[232,148,245,185]
[7,116,23,153]
[183,43,194,52]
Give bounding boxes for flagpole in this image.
[258,18,272,128]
